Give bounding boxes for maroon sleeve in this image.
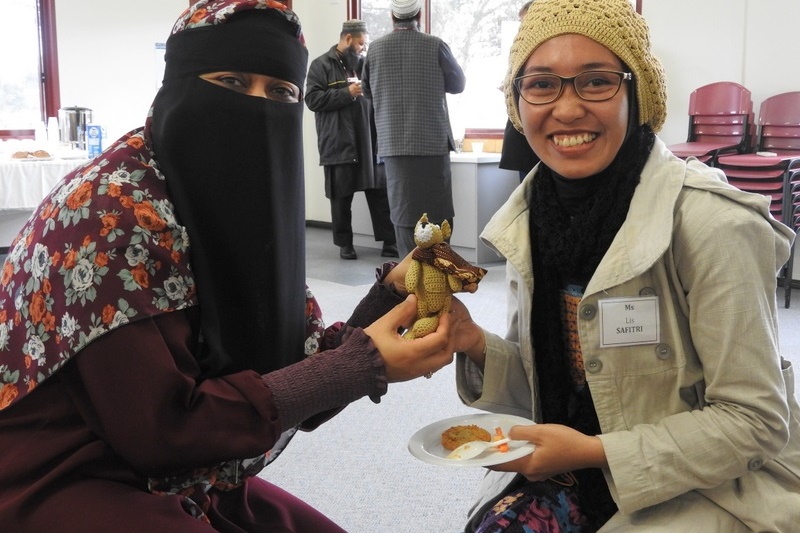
[343,277,405,330]
[61,310,283,475]
[263,326,387,429]
[62,308,389,476]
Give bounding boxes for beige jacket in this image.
[456,138,800,531]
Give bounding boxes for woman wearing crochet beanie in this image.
[0,1,458,531]
[450,0,800,531]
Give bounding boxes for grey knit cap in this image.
[391,0,421,19]
[342,19,367,34]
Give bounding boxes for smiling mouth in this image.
[553,133,598,147]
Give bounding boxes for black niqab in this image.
[149,11,309,377]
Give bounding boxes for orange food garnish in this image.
[493,427,510,453]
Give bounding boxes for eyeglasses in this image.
[513,70,632,105]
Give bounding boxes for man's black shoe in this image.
[340,245,357,260]
[381,243,399,258]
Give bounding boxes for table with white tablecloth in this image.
[0,158,91,251]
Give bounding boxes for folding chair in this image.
[668,81,753,166]
[716,91,800,307]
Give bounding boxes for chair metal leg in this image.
[785,238,796,309]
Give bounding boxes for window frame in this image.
[0,0,59,141]
[1,0,296,141]
[345,0,642,136]
[347,0,642,21]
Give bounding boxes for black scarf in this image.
[528,124,656,528]
[149,11,309,377]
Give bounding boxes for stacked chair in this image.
[668,81,754,166]
[715,91,800,308]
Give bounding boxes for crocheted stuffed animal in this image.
[404,213,487,340]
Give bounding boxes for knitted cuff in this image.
[262,328,387,429]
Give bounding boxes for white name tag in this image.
[598,296,660,348]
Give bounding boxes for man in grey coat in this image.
[361,0,466,256]
[306,19,397,260]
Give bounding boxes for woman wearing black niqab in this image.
[0,2,456,530]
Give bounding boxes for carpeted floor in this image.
[262,227,507,533]
[260,226,800,533]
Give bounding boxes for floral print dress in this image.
[1,129,196,410]
[0,128,328,522]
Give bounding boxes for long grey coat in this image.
[361,24,465,158]
[457,138,800,531]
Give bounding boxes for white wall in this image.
[643,0,747,145]
[55,0,186,141]
[291,1,350,221]
[53,0,800,228]
[54,0,342,222]
[643,0,800,146]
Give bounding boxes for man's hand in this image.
[348,81,363,98]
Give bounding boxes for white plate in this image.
[408,413,536,467]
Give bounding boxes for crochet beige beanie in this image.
[505,0,667,133]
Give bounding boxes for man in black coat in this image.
[306,19,397,260]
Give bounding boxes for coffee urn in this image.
[58,106,93,150]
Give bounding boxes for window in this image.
[1,1,299,141]
[349,1,641,135]
[350,0,527,135]
[0,0,59,140]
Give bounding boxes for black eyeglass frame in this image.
[513,70,633,105]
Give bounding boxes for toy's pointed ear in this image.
[415,212,429,231]
[442,219,452,240]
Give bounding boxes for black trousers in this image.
[330,188,395,247]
